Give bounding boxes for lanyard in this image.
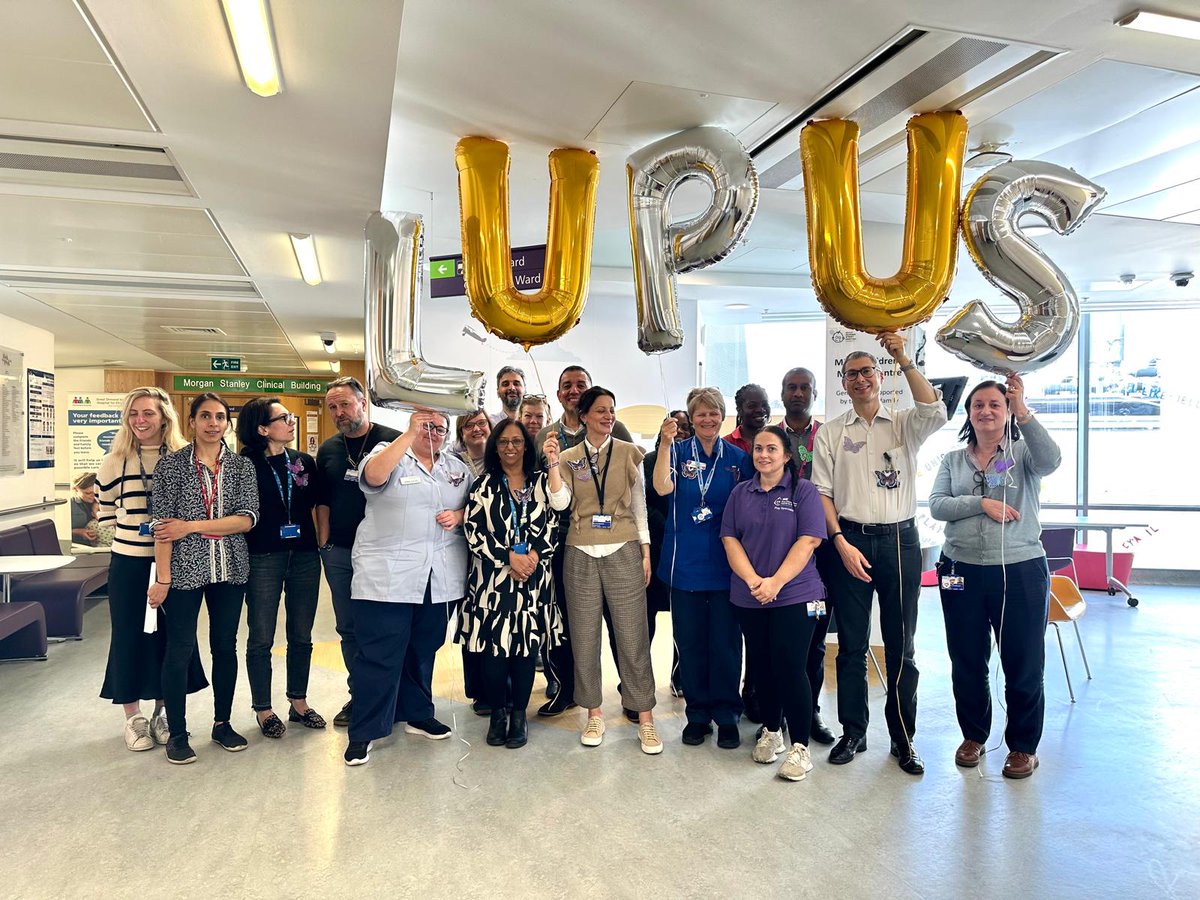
[194,444,224,520]
[117,444,159,510]
[267,451,293,524]
[344,427,372,469]
[691,436,723,505]
[502,474,529,544]
[585,440,614,514]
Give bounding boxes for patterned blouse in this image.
[152,443,259,590]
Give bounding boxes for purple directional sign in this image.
[430,244,546,298]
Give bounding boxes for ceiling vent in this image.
[751,28,1061,190]
[161,325,228,335]
[0,136,192,196]
[0,270,259,299]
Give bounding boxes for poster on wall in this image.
[0,345,25,477]
[67,393,126,481]
[824,319,926,418]
[27,368,54,469]
[305,411,319,456]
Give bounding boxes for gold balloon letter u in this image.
[801,111,967,333]
[455,137,600,349]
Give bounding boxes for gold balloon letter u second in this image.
[455,136,600,348]
[801,111,968,333]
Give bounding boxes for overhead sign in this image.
[430,244,546,298]
[825,318,926,417]
[210,356,242,372]
[172,375,331,396]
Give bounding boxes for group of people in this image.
[95,332,1061,782]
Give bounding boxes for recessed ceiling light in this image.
[220,0,283,97]
[1117,9,1200,41]
[289,233,322,285]
[329,359,341,374]
[725,303,750,310]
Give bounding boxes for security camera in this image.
[320,331,337,354]
[1171,271,1194,287]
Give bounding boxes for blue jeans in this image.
[671,588,742,726]
[245,550,321,711]
[320,545,356,693]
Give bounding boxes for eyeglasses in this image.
[843,366,878,382]
[496,438,525,448]
[973,469,986,496]
[422,424,448,436]
[267,413,296,425]
[465,420,490,431]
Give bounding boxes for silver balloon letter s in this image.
[364,211,485,414]
[936,162,1105,374]
[627,126,759,354]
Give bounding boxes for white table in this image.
[1042,517,1147,607]
[0,555,75,604]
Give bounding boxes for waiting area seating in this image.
[0,601,47,660]
[0,519,109,641]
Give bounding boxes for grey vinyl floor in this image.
[0,582,1197,899]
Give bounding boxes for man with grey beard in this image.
[315,376,400,727]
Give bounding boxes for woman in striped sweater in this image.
[97,387,206,752]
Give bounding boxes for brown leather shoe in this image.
[955,739,985,768]
[1002,751,1039,779]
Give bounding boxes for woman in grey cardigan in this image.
[929,375,1061,781]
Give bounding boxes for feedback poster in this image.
[67,393,125,481]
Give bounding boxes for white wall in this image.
[0,312,56,530]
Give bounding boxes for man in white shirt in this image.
[812,332,946,775]
[490,366,525,425]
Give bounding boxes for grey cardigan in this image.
[929,416,1061,565]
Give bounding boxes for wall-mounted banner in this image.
[0,345,24,477]
[27,368,54,469]
[67,393,126,481]
[430,245,546,299]
[172,375,331,396]
[825,319,926,418]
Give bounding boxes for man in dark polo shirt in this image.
[314,376,400,727]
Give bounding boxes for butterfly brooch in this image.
[286,457,309,487]
[843,436,866,454]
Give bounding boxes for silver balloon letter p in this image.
[364,211,485,414]
[627,126,759,354]
[937,162,1106,374]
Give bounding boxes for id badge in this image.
[139,521,154,537]
[591,514,613,530]
[941,575,965,591]
[691,505,713,524]
[280,523,301,539]
[511,542,529,555]
[344,468,360,482]
[806,600,826,618]
[400,475,422,486]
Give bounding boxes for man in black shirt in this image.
[315,376,400,727]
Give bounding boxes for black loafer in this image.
[537,695,578,717]
[810,715,836,746]
[681,722,711,746]
[829,734,868,765]
[288,707,326,729]
[333,700,352,728]
[257,713,286,739]
[544,679,560,700]
[716,724,741,749]
[891,740,925,775]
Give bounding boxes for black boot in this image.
[506,710,528,749]
[486,709,508,746]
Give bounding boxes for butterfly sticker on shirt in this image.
[566,458,591,480]
[680,459,701,480]
[445,472,466,488]
[843,436,866,454]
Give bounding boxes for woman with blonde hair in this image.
[97,387,205,752]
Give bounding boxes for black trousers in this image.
[543,547,575,701]
[481,652,537,711]
[162,581,245,739]
[735,603,817,743]
[939,555,1049,754]
[826,523,922,745]
[806,542,837,716]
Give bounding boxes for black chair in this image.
[1039,528,1078,583]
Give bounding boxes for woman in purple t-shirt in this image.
[720,425,827,783]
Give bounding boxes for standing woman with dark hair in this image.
[929,375,1060,779]
[545,386,662,755]
[149,393,259,765]
[721,425,827,782]
[236,397,324,739]
[97,387,204,751]
[456,419,563,748]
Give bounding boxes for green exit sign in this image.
[211,356,242,372]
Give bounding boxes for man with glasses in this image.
[812,334,945,775]
[491,366,525,425]
[533,366,635,716]
[518,395,549,442]
[314,376,400,727]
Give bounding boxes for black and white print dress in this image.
[455,470,564,658]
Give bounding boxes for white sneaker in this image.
[778,743,814,781]
[581,716,605,747]
[752,728,784,764]
[124,715,153,752]
[149,712,169,746]
[638,722,663,755]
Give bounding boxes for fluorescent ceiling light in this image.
[724,302,750,310]
[1117,10,1200,41]
[220,0,283,97]
[1087,279,1149,292]
[289,233,322,285]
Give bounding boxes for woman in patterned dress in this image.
[456,418,563,749]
